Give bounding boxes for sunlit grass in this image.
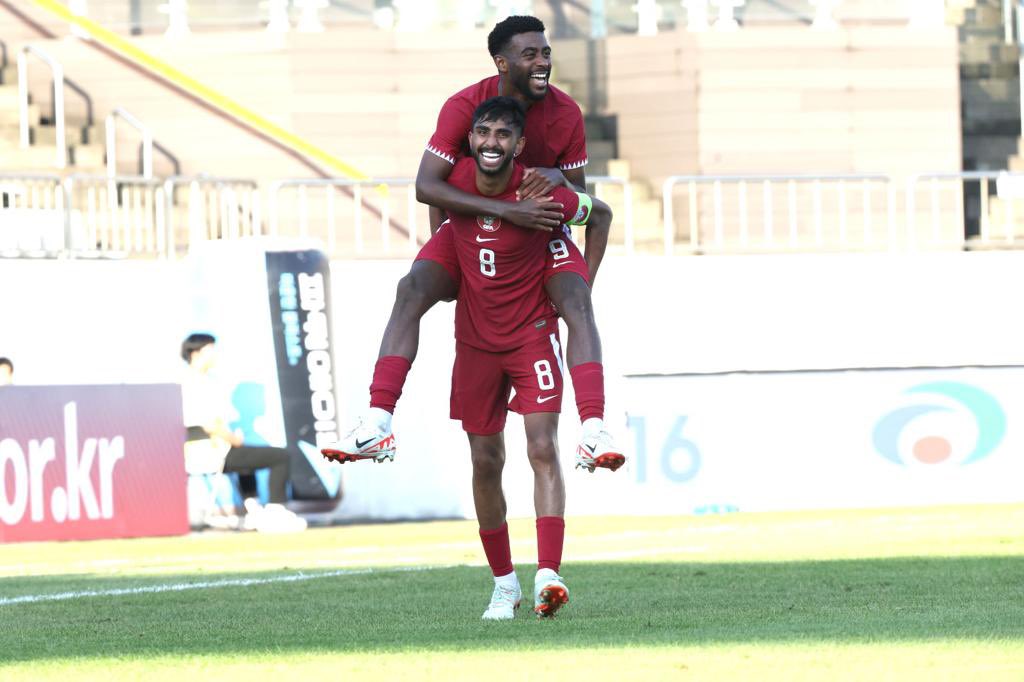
[1,505,1022,680]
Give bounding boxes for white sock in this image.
[368,406,392,431]
[494,571,518,588]
[582,417,604,436]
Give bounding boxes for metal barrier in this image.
[64,174,166,256]
[0,173,69,256]
[18,46,66,168]
[268,178,420,257]
[268,175,633,257]
[162,176,262,257]
[662,173,896,255]
[17,46,96,169]
[106,107,153,178]
[11,169,1024,259]
[907,170,1024,249]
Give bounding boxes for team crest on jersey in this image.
[477,215,501,232]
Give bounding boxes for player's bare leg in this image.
[545,272,600,367]
[377,260,457,362]
[544,273,626,473]
[470,432,508,528]
[322,260,456,465]
[470,432,521,620]
[523,412,569,617]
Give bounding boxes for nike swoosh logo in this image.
[355,438,374,449]
[476,235,499,242]
[536,395,558,404]
[552,260,575,268]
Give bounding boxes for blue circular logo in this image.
[873,382,1006,466]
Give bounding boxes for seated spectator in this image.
[0,357,12,386]
[180,333,306,533]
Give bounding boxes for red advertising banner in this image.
[0,385,188,543]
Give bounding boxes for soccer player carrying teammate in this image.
[448,96,610,618]
[327,15,624,473]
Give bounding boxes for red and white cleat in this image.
[533,568,569,618]
[575,429,625,473]
[321,419,396,464]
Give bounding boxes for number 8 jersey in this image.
[444,157,590,352]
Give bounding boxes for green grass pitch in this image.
[1,505,1023,680]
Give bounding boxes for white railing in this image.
[0,173,69,256]
[9,169,1024,259]
[268,178,421,257]
[18,46,65,169]
[64,174,166,257]
[106,107,154,179]
[162,176,263,257]
[907,170,1024,248]
[662,173,897,255]
[268,176,635,257]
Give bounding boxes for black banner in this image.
[265,250,342,503]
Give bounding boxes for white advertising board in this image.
[3,251,1024,520]
[612,367,1021,514]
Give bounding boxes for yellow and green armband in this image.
[567,192,593,226]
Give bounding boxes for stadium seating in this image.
[2,0,1023,254]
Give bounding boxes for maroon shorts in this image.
[450,331,565,435]
[415,221,462,288]
[543,229,590,287]
[415,223,590,293]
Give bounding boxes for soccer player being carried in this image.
[326,15,624,473]
[439,96,611,617]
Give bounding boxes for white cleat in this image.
[533,568,569,618]
[482,579,522,620]
[575,429,626,473]
[320,417,396,464]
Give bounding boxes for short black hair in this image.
[488,15,546,57]
[472,96,526,135]
[181,333,216,363]
[0,357,11,371]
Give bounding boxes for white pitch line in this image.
[0,564,453,607]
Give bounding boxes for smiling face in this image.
[469,114,526,177]
[496,31,551,101]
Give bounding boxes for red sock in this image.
[536,516,565,573]
[569,362,604,422]
[369,356,412,413]
[479,523,514,577]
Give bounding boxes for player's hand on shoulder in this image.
[501,196,564,232]
[516,167,566,201]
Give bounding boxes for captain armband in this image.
[566,192,593,226]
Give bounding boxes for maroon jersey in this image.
[446,158,581,352]
[426,75,588,171]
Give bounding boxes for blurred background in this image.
[1,0,1022,541]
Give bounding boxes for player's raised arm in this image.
[416,149,564,232]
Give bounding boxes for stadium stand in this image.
[0,0,1022,255]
